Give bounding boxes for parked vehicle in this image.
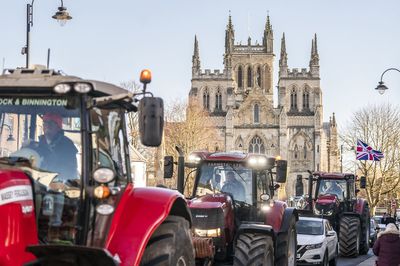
[0,68,194,266]
[165,151,298,265]
[296,216,338,266]
[369,218,378,247]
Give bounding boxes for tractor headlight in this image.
[194,228,221,237]
[74,83,92,93]
[188,154,201,164]
[305,243,323,250]
[54,83,71,94]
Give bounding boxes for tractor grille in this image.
[191,208,224,229]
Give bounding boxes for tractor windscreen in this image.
[0,94,82,244]
[195,163,253,204]
[317,179,347,201]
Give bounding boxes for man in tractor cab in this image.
[221,171,246,202]
[36,113,78,183]
[324,181,344,200]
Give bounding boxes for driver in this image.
[36,113,78,181]
[325,181,344,200]
[221,171,246,202]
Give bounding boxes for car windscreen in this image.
[296,220,324,235]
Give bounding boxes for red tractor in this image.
[304,172,369,257]
[0,68,194,265]
[165,150,298,265]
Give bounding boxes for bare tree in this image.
[341,103,400,214]
[163,99,220,195]
[120,80,142,147]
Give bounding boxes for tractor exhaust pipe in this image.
[307,170,313,211]
[175,146,185,194]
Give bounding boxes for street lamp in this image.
[52,0,73,26]
[375,68,400,95]
[21,0,72,68]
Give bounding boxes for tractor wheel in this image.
[359,204,370,255]
[140,215,195,266]
[275,216,297,266]
[339,216,360,257]
[233,233,274,266]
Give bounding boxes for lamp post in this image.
[21,0,72,69]
[375,68,400,95]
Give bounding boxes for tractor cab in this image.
[0,68,168,265]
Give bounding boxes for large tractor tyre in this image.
[359,204,370,255]
[339,216,361,257]
[275,216,297,266]
[233,233,274,266]
[141,215,195,266]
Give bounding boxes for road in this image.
[337,249,374,266]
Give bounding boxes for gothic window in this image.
[317,145,320,153]
[248,135,265,154]
[237,66,243,88]
[303,89,310,110]
[303,143,307,159]
[203,89,210,110]
[254,104,260,124]
[256,66,261,87]
[294,144,299,159]
[290,89,297,110]
[247,67,252,87]
[215,90,222,111]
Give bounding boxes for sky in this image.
[1,0,399,130]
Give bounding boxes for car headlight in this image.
[194,228,221,237]
[305,243,323,250]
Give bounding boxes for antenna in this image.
[46,48,51,69]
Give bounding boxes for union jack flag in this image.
[356,140,384,161]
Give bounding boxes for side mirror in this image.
[139,97,164,147]
[274,184,280,190]
[164,156,174,179]
[326,230,335,237]
[276,160,287,183]
[359,176,366,188]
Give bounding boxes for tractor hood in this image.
[189,193,231,209]
[316,194,339,205]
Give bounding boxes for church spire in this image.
[309,33,320,77]
[263,13,273,53]
[279,33,288,77]
[192,35,201,75]
[224,11,234,70]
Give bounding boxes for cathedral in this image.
[188,15,340,197]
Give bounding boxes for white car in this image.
[296,217,338,266]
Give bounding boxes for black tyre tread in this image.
[275,216,297,266]
[359,204,370,255]
[141,215,195,266]
[233,233,274,266]
[339,216,360,257]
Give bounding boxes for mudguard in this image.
[105,184,191,266]
[265,200,287,232]
[279,207,298,233]
[355,198,368,215]
[237,223,276,241]
[0,169,38,266]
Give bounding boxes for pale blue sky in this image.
[1,0,399,128]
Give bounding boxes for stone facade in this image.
[188,15,339,197]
